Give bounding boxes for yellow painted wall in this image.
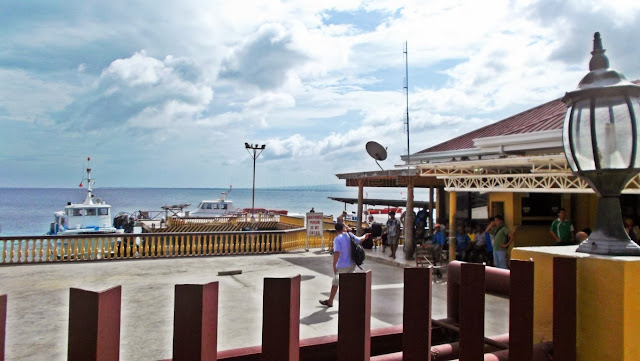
[573,193,598,232]
[512,248,640,361]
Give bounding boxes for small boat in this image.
[48,157,117,235]
[190,186,235,217]
[367,207,403,215]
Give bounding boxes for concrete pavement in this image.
[0,250,508,361]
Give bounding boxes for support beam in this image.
[262,276,301,361]
[448,191,457,262]
[404,177,415,260]
[402,267,432,360]
[68,286,121,361]
[173,282,219,361]
[428,186,434,231]
[338,271,371,361]
[357,179,365,236]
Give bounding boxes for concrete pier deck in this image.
[0,250,508,361]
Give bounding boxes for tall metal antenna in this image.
[403,41,410,165]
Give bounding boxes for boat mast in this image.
[82,156,95,205]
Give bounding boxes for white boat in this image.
[190,186,235,217]
[48,157,117,235]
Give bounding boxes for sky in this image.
[1,0,639,188]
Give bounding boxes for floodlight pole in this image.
[245,143,266,223]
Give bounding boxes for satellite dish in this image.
[366,141,387,170]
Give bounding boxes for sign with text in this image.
[306,212,324,236]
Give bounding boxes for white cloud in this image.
[2,0,640,187]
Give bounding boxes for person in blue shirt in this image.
[455,225,471,261]
[319,222,370,307]
[429,224,446,264]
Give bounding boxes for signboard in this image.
[306,212,324,236]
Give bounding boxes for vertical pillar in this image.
[554,257,576,361]
[262,275,301,361]
[404,177,415,259]
[357,179,365,236]
[509,260,534,361]
[428,186,434,231]
[68,286,121,361]
[173,282,218,361]
[338,271,371,361]
[459,263,484,361]
[403,267,432,360]
[0,294,6,361]
[448,191,457,262]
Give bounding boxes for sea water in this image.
[0,187,432,236]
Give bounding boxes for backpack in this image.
[348,233,366,269]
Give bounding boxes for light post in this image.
[245,143,266,223]
[562,32,640,256]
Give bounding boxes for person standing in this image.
[337,210,347,224]
[319,223,369,307]
[550,208,574,245]
[486,215,512,269]
[385,211,402,259]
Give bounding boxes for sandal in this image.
[319,299,333,307]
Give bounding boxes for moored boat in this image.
[48,157,117,235]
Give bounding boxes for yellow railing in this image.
[0,228,336,265]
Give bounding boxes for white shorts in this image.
[332,265,356,286]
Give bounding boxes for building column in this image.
[404,177,415,260]
[356,179,364,236]
[449,191,457,262]
[429,186,434,231]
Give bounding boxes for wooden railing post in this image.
[0,294,6,361]
[172,282,218,361]
[459,263,485,361]
[68,286,121,361]
[554,257,577,361]
[262,275,301,361]
[337,271,371,361]
[509,259,534,361]
[403,267,432,360]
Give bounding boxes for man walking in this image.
[550,208,574,245]
[385,211,402,259]
[486,215,512,269]
[319,222,369,307]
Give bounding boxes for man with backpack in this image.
[319,222,371,307]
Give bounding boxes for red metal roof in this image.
[417,80,640,154]
[417,98,566,153]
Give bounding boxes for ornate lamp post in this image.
[562,32,640,256]
[245,143,266,223]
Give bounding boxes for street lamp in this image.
[245,143,266,223]
[562,32,640,256]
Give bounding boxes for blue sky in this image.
[1,0,639,188]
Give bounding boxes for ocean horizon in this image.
[0,186,431,236]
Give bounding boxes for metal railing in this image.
[0,228,336,265]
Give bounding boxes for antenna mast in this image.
[403,41,410,165]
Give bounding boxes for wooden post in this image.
[173,282,219,361]
[404,177,415,260]
[459,263,484,361]
[262,275,301,361]
[338,271,371,361]
[68,286,121,361]
[448,191,457,262]
[509,260,534,361]
[403,267,432,360]
[0,294,6,361]
[554,257,577,361]
[428,186,434,231]
[357,179,365,236]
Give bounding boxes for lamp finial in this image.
[589,32,609,71]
